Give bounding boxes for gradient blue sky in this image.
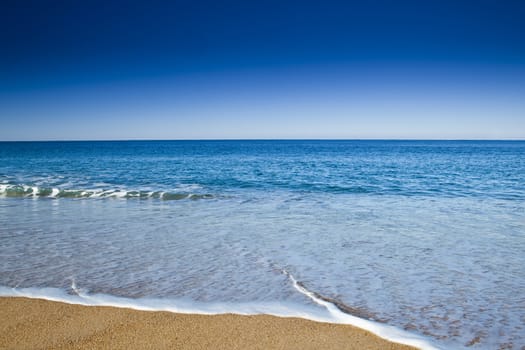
[1,0,524,140]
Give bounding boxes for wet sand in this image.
[0,297,417,350]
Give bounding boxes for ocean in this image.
[0,140,523,349]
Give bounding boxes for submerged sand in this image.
[0,297,416,350]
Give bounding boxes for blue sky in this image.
[1,0,524,140]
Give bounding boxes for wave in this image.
[0,184,215,201]
[0,275,440,350]
[279,271,440,349]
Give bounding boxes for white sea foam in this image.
[0,184,213,200]
[283,271,440,350]
[0,281,440,350]
[113,190,128,198]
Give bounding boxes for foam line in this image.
[282,270,441,350]
[0,282,440,350]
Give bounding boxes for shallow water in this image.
[1,140,524,349]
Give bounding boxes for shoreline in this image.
[1,296,419,349]
[0,285,437,350]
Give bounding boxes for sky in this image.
[1,0,524,140]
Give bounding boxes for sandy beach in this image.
[0,297,416,350]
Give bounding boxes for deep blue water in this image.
[1,140,524,349]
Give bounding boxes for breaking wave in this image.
[0,184,215,201]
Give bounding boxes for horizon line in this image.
[1,138,524,142]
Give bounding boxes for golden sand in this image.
[0,297,416,350]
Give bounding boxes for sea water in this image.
[0,140,523,349]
